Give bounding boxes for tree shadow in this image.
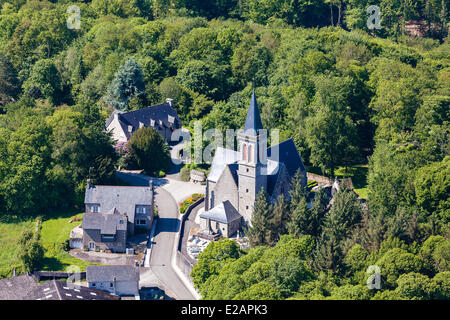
[153,218,180,236]
[139,286,176,300]
[40,257,64,271]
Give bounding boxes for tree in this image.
[429,271,450,299]
[267,194,289,245]
[415,157,450,231]
[0,53,19,106]
[191,239,240,289]
[314,187,362,274]
[329,284,372,300]
[376,248,425,289]
[268,255,314,296]
[104,58,146,111]
[233,281,282,300]
[305,76,359,177]
[22,59,61,104]
[395,272,431,300]
[127,126,170,176]
[247,188,272,247]
[17,228,44,273]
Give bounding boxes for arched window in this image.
[243,144,247,161]
[248,145,253,163]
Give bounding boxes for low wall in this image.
[178,197,204,251]
[176,197,204,285]
[307,172,333,185]
[34,271,86,282]
[307,172,354,190]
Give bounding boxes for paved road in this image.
[116,171,196,300]
[149,187,195,300]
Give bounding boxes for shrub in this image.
[180,194,204,214]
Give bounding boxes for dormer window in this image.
[136,205,148,214]
[89,204,99,213]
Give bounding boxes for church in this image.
[199,91,307,238]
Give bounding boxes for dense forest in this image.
[0,0,448,299]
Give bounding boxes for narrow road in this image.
[149,187,195,300]
[116,171,196,300]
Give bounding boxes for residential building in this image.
[82,213,128,253]
[106,98,182,143]
[86,265,140,296]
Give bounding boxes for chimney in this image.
[128,125,133,133]
[165,98,173,107]
[87,179,91,189]
[149,179,153,190]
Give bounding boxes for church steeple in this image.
[237,91,267,225]
[243,89,263,136]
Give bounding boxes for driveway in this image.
[116,171,198,300]
[116,171,205,203]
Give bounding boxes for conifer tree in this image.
[105,58,146,111]
[247,188,272,247]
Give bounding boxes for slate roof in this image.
[85,185,153,223]
[106,102,182,140]
[208,147,240,182]
[26,279,119,300]
[267,138,306,177]
[0,274,39,300]
[82,213,127,234]
[243,90,263,135]
[86,265,140,283]
[199,200,242,224]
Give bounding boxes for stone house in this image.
[82,213,128,253]
[199,200,242,237]
[84,180,154,235]
[86,265,140,297]
[105,98,182,143]
[82,180,154,252]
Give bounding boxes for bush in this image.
[180,194,204,214]
[180,166,191,182]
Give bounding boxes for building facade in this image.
[200,91,307,237]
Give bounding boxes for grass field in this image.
[0,216,34,278]
[307,164,369,199]
[0,210,96,279]
[40,210,96,272]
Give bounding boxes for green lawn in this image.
[0,216,34,278]
[40,210,97,272]
[0,210,97,279]
[335,164,369,199]
[307,164,369,199]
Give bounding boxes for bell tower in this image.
[238,90,267,225]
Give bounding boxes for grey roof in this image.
[243,90,263,135]
[267,138,306,177]
[0,274,39,300]
[85,185,153,223]
[199,200,242,224]
[86,265,140,283]
[25,279,119,300]
[209,139,306,196]
[82,213,127,234]
[106,102,182,140]
[208,147,240,182]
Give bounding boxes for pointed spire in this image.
[243,89,263,135]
